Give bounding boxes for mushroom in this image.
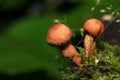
[83,19,104,57]
[47,23,83,68]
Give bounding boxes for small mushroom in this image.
[83,19,104,57]
[47,23,83,67]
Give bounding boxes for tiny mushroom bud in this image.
[83,18,104,57]
[101,14,113,22]
[47,23,83,68]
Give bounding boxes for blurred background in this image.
[0,0,120,80]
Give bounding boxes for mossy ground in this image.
[54,30,120,80]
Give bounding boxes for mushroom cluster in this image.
[83,19,104,57]
[46,18,104,68]
[47,23,83,68]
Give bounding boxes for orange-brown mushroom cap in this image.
[83,19,104,37]
[47,23,72,46]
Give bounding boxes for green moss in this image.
[53,29,120,80]
[55,42,120,80]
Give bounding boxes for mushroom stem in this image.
[61,42,83,68]
[84,34,96,57]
